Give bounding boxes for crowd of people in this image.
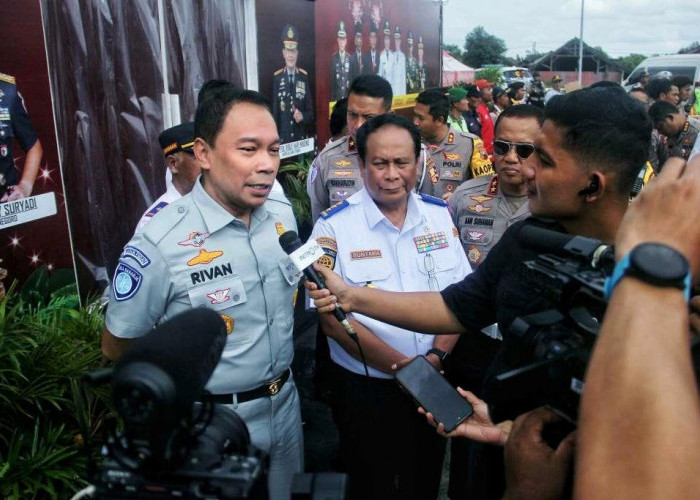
[100,68,700,500]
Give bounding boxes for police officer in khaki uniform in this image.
[649,101,700,162]
[307,74,393,222]
[413,89,494,202]
[450,104,543,266]
[272,24,314,145]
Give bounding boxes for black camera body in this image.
[488,250,609,424]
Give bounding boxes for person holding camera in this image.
[102,88,303,500]
[308,84,652,497]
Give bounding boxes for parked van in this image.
[623,54,700,89]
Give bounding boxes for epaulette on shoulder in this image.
[320,200,349,219]
[143,200,190,245]
[459,130,479,140]
[0,73,16,85]
[274,68,284,76]
[419,193,448,207]
[298,68,308,75]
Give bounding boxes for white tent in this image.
[442,50,475,86]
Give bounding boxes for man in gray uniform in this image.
[413,89,494,202]
[102,88,303,500]
[307,74,392,222]
[450,104,543,266]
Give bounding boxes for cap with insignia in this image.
[552,74,563,82]
[418,35,424,49]
[158,122,195,156]
[354,21,362,38]
[337,20,347,39]
[370,21,378,34]
[407,31,414,45]
[383,20,391,36]
[282,24,299,50]
[394,25,401,38]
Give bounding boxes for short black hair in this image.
[589,80,623,90]
[195,87,272,146]
[544,85,652,197]
[416,89,449,123]
[330,97,348,137]
[197,79,235,104]
[648,101,681,123]
[494,104,544,135]
[349,75,393,110]
[646,78,674,100]
[356,113,422,163]
[672,75,693,89]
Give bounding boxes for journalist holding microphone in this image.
[101,87,303,500]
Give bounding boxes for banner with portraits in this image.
[0,1,75,288]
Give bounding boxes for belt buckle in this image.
[267,377,282,396]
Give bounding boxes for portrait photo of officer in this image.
[272,24,314,145]
[0,72,43,202]
[331,20,353,101]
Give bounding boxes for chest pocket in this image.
[415,247,459,291]
[187,276,247,312]
[343,259,391,288]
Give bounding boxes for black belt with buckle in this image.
[208,369,291,405]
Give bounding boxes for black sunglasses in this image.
[493,140,536,159]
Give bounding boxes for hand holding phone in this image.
[395,355,473,433]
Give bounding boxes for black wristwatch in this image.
[426,348,449,367]
[605,242,691,300]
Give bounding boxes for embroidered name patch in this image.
[350,249,382,260]
[122,246,151,268]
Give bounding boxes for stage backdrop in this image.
[0,0,75,288]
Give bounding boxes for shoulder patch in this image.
[299,68,308,75]
[121,246,151,268]
[0,73,16,85]
[274,68,284,76]
[320,200,349,219]
[145,201,169,218]
[113,262,143,301]
[419,193,448,207]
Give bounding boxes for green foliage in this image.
[278,154,312,228]
[475,67,504,86]
[0,270,110,499]
[463,26,508,68]
[616,53,648,75]
[679,41,699,54]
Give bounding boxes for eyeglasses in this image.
[424,253,439,292]
[493,140,536,160]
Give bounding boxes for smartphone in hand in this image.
[395,355,474,432]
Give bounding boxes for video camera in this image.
[81,308,346,499]
[487,225,614,424]
[488,225,700,426]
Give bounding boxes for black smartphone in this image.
[395,355,474,433]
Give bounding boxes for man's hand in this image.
[503,407,575,500]
[392,353,441,372]
[419,388,511,445]
[305,263,355,314]
[293,108,303,123]
[616,156,700,280]
[1,181,32,202]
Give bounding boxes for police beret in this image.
[158,122,195,156]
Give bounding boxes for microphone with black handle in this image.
[279,230,357,338]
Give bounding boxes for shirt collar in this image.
[360,188,423,232]
[192,176,270,234]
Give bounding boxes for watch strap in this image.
[426,348,448,362]
[604,248,691,301]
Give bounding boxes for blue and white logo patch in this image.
[122,246,151,268]
[113,262,143,301]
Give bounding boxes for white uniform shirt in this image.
[310,188,472,378]
[392,50,407,96]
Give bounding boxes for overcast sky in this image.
[443,0,700,59]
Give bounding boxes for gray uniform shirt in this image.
[307,135,362,222]
[105,179,299,394]
[449,174,530,267]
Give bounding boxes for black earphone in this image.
[578,176,600,196]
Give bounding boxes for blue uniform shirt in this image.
[0,74,39,185]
